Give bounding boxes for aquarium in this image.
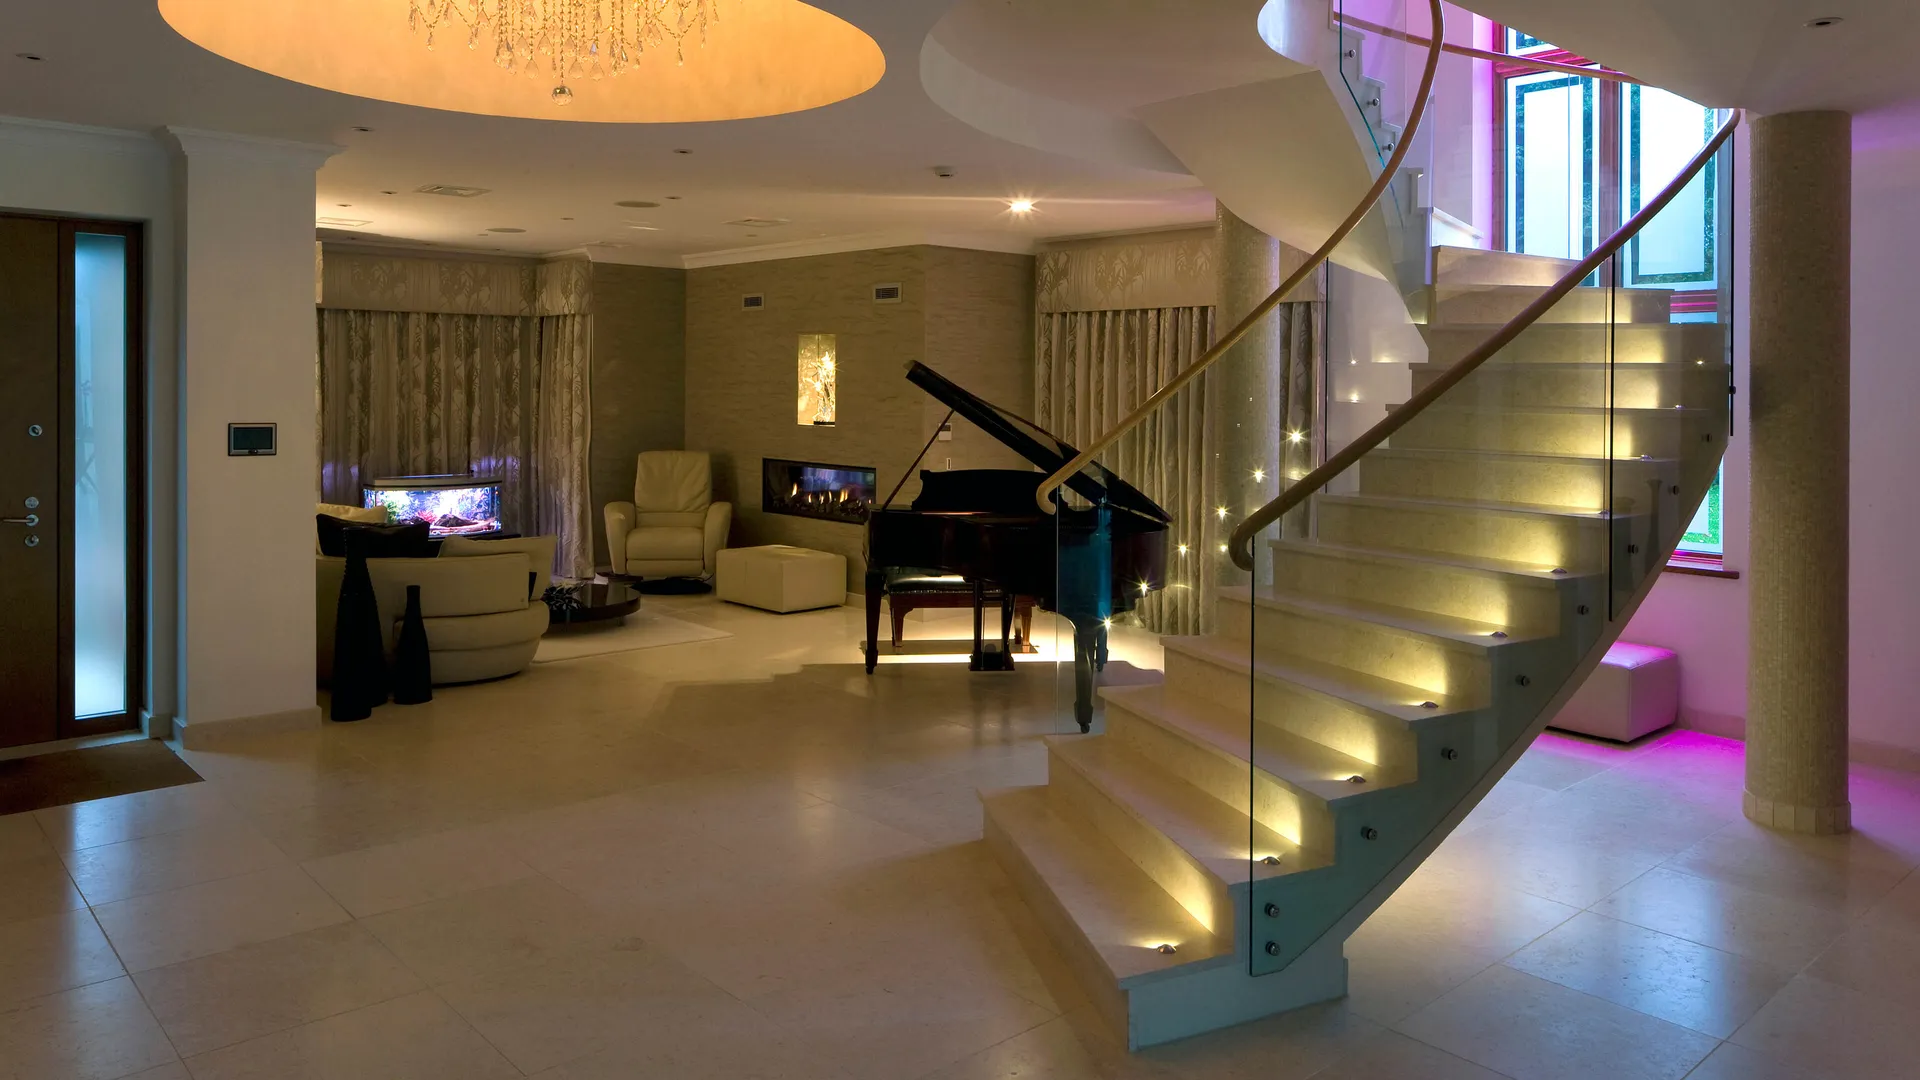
[363,475,503,537]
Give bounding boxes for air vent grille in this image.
[415,184,492,198]
[742,294,766,310]
[872,283,902,304]
[316,216,371,228]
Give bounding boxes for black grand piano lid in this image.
[905,361,1170,526]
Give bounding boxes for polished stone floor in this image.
[2,595,1917,1079]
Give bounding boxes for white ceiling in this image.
[0,1,1215,264]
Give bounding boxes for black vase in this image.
[392,584,434,705]
[329,536,389,722]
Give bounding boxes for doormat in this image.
[0,739,203,816]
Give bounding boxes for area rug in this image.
[534,612,731,664]
[0,739,203,816]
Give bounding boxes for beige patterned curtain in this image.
[1037,308,1215,636]
[318,310,595,579]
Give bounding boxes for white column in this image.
[167,129,339,745]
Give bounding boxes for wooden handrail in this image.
[1033,0,1449,514]
[1336,13,1642,85]
[1227,108,1742,571]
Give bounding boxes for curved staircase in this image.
[976,3,1737,1048]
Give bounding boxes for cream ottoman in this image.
[717,545,847,613]
[1550,641,1679,742]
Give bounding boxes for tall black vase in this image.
[329,538,389,722]
[392,584,434,705]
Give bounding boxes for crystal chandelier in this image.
[408,1,722,105]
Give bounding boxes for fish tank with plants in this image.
[363,475,503,537]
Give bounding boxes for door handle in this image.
[2,515,38,526]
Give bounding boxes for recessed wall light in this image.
[1805,16,1843,27]
[487,227,526,233]
[1009,198,1036,214]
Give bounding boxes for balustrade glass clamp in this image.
[1263,903,1281,918]
[1441,747,1459,761]
[1515,675,1531,687]
[1628,545,1639,554]
[1577,605,1591,615]
[1361,826,1379,841]
[1265,941,1282,956]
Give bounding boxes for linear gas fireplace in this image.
[762,457,876,524]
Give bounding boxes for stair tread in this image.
[1047,734,1319,882]
[1222,583,1548,647]
[1160,632,1471,724]
[1408,360,1729,372]
[1268,537,1593,583]
[1368,445,1680,468]
[1414,402,1710,415]
[1316,490,1610,522]
[1100,682,1410,801]
[981,786,1234,985]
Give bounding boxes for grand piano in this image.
[864,362,1170,731]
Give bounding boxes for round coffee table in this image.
[544,581,642,628]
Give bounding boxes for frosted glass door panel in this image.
[1506,72,1597,259]
[74,233,128,719]
[1623,86,1717,288]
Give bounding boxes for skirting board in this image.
[171,705,324,749]
[1676,710,1920,774]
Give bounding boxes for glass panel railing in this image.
[1242,117,1734,976]
[1336,0,1439,308]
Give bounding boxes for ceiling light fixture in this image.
[1009,198,1036,214]
[409,0,721,103]
[616,200,661,208]
[14,52,44,62]
[1805,16,1843,27]
[487,227,526,233]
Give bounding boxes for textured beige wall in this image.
[685,245,1036,590]
[590,263,687,567]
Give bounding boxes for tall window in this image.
[1498,30,1726,563]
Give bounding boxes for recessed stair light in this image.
[1155,943,1179,955]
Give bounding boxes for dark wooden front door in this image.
[0,217,63,747]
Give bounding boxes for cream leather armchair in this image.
[605,451,732,580]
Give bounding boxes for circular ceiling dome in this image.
[157,0,886,123]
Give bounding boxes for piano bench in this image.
[884,573,1035,649]
[717,545,848,613]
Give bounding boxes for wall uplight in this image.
[797,333,837,426]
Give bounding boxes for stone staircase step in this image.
[1045,734,1311,935]
[1432,245,1580,288]
[1266,538,1581,637]
[1422,321,1726,366]
[1393,403,1713,459]
[1312,491,1613,572]
[1358,446,1679,513]
[1409,360,1729,410]
[1428,283,1672,326]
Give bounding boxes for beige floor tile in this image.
[1592,866,1852,970]
[360,874,618,985]
[1731,974,1920,1079]
[1421,824,1668,909]
[1140,999,1384,1080]
[1800,919,1920,1001]
[1504,911,1793,1038]
[180,990,519,1080]
[1363,863,1580,955]
[60,820,289,906]
[1342,925,1503,1027]
[0,811,55,867]
[916,1011,1178,1080]
[0,853,85,925]
[0,977,178,1080]
[132,921,423,1057]
[123,1064,193,1080]
[33,781,239,851]
[1502,735,1632,791]
[0,908,124,1010]
[1454,774,1558,834]
[1682,1041,1833,1080]
[439,938,782,1074]
[1395,964,1718,1080]
[301,825,535,917]
[1663,822,1912,916]
[1862,865,1920,934]
[92,864,350,973]
[751,974,1059,1080]
[1302,1028,1510,1080]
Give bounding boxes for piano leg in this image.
[1095,627,1109,672]
[864,571,885,673]
[999,593,1014,660]
[1072,622,1100,732]
[970,581,1015,672]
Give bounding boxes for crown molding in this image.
[679,228,1037,269]
[0,115,165,159]
[164,126,341,169]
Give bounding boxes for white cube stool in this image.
[1550,641,1679,742]
[716,545,848,613]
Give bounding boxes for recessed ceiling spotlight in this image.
[561,216,575,221]
[932,165,956,179]
[1009,199,1036,214]
[15,52,45,61]
[665,195,683,201]
[1805,16,1843,26]
[487,227,527,233]
[380,190,397,195]
[351,126,373,133]
[673,148,692,155]
[337,203,352,208]
[615,200,661,209]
